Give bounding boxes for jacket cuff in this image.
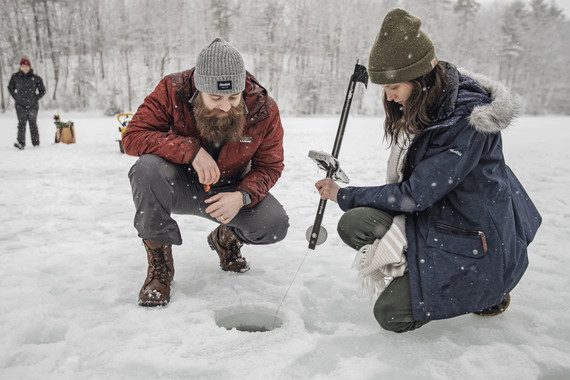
[186,145,201,165]
[337,187,353,211]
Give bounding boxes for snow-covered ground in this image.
[1,112,569,379]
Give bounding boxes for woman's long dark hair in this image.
[383,61,447,145]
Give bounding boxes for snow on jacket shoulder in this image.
[122,69,284,206]
[338,63,541,320]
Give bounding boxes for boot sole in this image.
[207,234,216,250]
[138,300,169,307]
[473,294,511,317]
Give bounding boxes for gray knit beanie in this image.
[194,37,246,94]
[368,8,437,85]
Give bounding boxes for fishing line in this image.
[271,61,368,330]
[272,247,311,329]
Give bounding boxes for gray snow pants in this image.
[128,154,289,246]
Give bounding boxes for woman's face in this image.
[381,82,413,106]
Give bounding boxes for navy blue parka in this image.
[338,63,541,321]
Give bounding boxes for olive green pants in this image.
[337,207,429,333]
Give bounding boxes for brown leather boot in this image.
[207,225,250,273]
[138,241,175,307]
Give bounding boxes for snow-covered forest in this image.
[1,0,569,116]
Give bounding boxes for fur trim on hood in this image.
[459,68,520,134]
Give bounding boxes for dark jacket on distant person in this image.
[8,69,46,108]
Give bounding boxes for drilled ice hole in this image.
[215,305,283,332]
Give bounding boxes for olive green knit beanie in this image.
[368,8,438,85]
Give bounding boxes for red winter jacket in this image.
[122,69,284,206]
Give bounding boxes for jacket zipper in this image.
[434,223,488,253]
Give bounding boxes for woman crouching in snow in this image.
[315,8,541,333]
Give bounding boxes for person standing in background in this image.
[8,58,46,150]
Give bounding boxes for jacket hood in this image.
[459,68,520,134]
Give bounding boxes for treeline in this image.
[0,0,568,116]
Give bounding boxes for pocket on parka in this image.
[427,223,488,257]
[426,223,493,297]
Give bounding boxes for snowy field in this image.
[1,112,569,379]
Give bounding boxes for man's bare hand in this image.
[205,191,244,224]
[315,178,340,203]
[192,147,220,185]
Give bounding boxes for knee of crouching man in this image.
[272,212,290,243]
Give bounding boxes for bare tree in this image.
[499,1,528,87]
[40,0,60,101]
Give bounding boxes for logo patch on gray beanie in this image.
[217,81,232,91]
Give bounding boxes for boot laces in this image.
[224,239,244,263]
[149,249,171,285]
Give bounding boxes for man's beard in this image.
[193,94,246,145]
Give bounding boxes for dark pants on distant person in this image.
[337,207,429,333]
[16,104,40,147]
[128,154,289,246]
